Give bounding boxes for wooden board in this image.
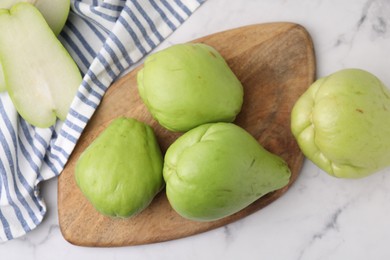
[58,22,316,247]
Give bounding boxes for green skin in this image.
[291,68,390,178]
[137,43,244,132]
[0,0,70,35]
[0,3,81,127]
[163,122,291,221]
[75,117,164,218]
[0,0,70,92]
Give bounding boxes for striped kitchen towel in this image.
[0,0,205,242]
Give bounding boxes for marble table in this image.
[2,0,390,259]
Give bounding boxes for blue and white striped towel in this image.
[0,0,205,242]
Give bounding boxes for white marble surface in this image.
[2,0,390,259]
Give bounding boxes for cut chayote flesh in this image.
[163,122,291,221]
[291,68,390,178]
[137,43,244,132]
[75,117,164,218]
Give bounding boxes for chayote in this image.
[75,117,164,218]
[291,68,390,178]
[163,122,291,221]
[137,43,244,132]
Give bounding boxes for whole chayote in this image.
[137,43,244,132]
[163,122,291,221]
[75,117,164,218]
[291,68,390,178]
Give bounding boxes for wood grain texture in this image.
[58,22,316,247]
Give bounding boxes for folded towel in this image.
[0,0,205,242]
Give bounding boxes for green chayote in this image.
[163,122,291,221]
[137,43,244,132]
[75,117,164,218]
[291,68,390,178]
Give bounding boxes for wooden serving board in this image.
[58,22,316,247]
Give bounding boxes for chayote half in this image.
[291,68,390,178]
[75,117,164,218]
[163,122,291,221]
[137,43,244,132]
